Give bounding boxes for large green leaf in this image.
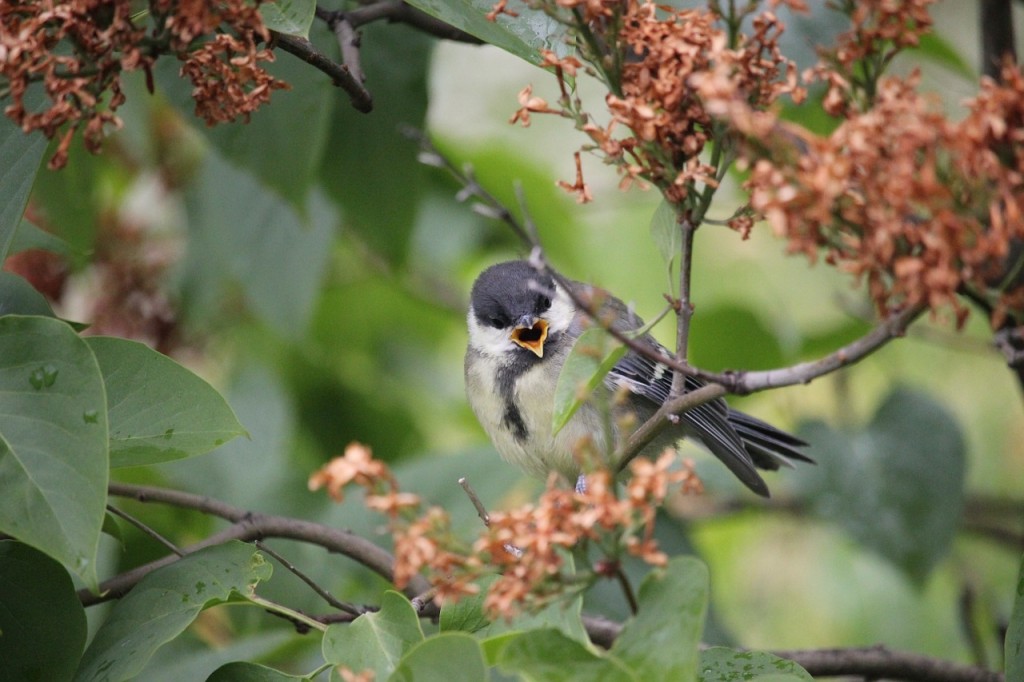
[180,152,335,338]
[794,387,966,583]
[699,648,812,682]
[611,556,708,682]
[322,591,425,680]
[0,94,47,263]
[0,315,107,590]
[204,42,334,210]
[1007,553,1024,681]
[74,541,273,682]
[0,541,87,682]
[391,633,488,682]
[318,23,431,263]
[552,327,626,434]
[402,0,568,63]
[86,336,246,468]
[497,628,637,681]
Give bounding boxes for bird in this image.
[464,260,810,497]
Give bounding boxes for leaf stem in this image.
[245,591,329,633]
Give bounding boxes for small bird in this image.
[464,260,810,497]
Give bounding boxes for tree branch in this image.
[980,0,1016,79]
[83,483,430,606]
[581,615,1002,682]
[693,303,927,394]
[339,1,484,43]
[272,33,372,112]
[772,646,1004,682]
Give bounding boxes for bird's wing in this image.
[606,342,768,496]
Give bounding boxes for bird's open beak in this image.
[511,318,549,358]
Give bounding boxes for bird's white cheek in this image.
[467,310,515,357]
[546,283,576,336]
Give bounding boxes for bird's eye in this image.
[489,317,506,329]
[541,297,552,309]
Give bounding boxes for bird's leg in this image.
[575,474,588,494]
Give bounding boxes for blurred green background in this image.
[12,0,1023,675]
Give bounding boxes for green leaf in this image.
[498,628,637,681]
[699,648,812,682]
[0,315,107,590]
[0,541,87,682]
[611,556,708,682]
[74,541,273,682]
[318,23,431,264]
[259,0,315,36]
[440,576,495,634]
[0,95,47,263]
[689,305,786,371]
[204,45,334,210]
[443,574,589,645]
[1006,553,1024,681]
[86,336,246,468]
[402,0,567,63]
[0,271,59,317]
[9,219,74,257]
[552,327,627,434]
[181,152,335,338]
[795,387,966,583]
[208,661,309,681]
[649,199,680,268]
[323,591,425,680]
[914,33,974,80]
[30,134,106,259]
[391,633,488,682]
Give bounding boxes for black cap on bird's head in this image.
[470,261,556,358]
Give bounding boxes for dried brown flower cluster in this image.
[1,0,286,169]
[309,443,702,619]
[810,0,935,115]
[476,451,702,617]
[737,66,1024,325]
[508,1,801,205]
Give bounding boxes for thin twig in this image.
[84,483,432,606]
[614,566,639,615]
[411,586,439,613]
[670,213,696,400]
[615,383,726,473]
[254,540,363,616]
[272,33,372,112]
[106,504,184,557]
[458,477,491,526]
